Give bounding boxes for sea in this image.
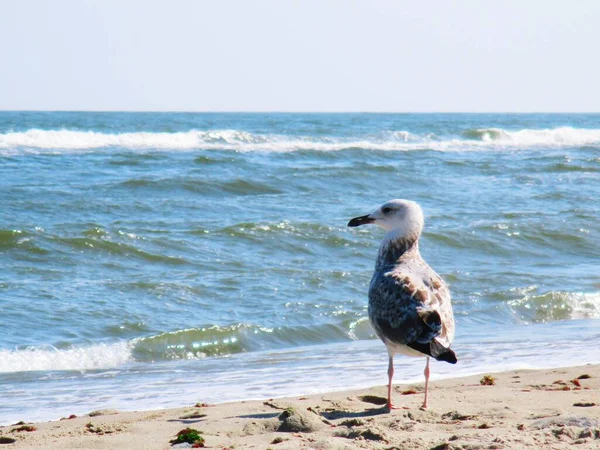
[1,112,599,425]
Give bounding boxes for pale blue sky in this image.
[1,0,599,112]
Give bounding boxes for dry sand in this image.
[1,364,599,450]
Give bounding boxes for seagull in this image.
[348,199,456,410]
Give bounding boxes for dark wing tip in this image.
[406,341,458,364]
[437,348,457,364]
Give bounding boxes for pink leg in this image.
[387,356,394,410]
[422,357,430,409]
[386,356,406,410]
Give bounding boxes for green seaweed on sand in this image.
[10,425,36,433]
[170,428,205,447]
[480,375,496,386]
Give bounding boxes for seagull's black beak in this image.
[347,214,375,227]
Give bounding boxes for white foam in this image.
[474,126,600,147]
[557,292,600,320]
[0,129,261,151]
[509,291,600,322]
[0,342,132,373]
[1,126,599,154]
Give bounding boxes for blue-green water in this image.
[1,112,599,424]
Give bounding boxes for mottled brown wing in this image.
[369,270,456,362]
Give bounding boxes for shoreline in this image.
[5,319,600,428]
[2,364,598,449]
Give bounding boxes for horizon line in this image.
[1,109,600,114]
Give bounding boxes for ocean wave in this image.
[1,293,596,372]
[0,228,48,254]
[218,221,355,247]
[0,227,193,264]
[119,177,283,195]
[462,126,600,147]
[131,320,375,361]
[1,127,600,153]
[54,236,189,265]
[0,320,375,373]
[0,342,132,373]
[0,228,28,248]
[509,291,600,323]
[0,129,269,152]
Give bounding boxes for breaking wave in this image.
[1,289,597,373]
[1,126,600,153]
[0,320,376,373]
[461,126,600,147]
[0,342,132,373]
[131,320,375,361]
[509,291,600,323]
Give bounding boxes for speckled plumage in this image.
[369,237,456,362]
[348,199,457,409]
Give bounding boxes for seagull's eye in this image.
[382,207,392,214]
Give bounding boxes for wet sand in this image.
[2,364,599,449]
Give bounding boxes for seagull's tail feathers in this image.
[413,309,457,363]
[406,339,458,364]
[437,349,457,364]
[431,342,457,364]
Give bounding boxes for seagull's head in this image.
[348,199,424,238]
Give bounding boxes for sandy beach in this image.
[2,364,598,450]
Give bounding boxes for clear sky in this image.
[1,0,599,112]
